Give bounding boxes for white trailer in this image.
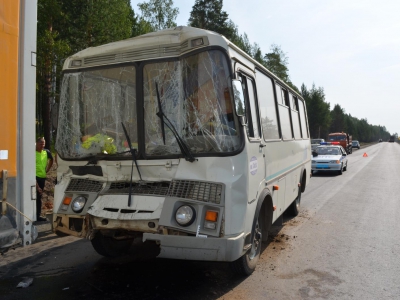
[0,0,38,253]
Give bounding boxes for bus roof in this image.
[63,26,229,70]
[62,26,304,100]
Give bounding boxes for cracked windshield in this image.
[56,50,240,159]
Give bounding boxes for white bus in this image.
[53,26,311,275]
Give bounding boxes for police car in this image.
[311,142,348,175]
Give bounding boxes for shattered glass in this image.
[56,49,241,160]
[56,66,137,158]
[144,50,240,156]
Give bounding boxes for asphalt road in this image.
[1,142,399,300]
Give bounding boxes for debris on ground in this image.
[16,277,33,288]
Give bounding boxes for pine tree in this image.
[36,0,134,145]
[188,0,234,39]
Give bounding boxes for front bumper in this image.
[52,213,159,237]
[312,163,341,171]
[143,232,245,262]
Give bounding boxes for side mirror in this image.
[232,80,246,117]
[312,151,318,157]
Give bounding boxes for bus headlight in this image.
[71,196,87,213]
[175,205,196,226]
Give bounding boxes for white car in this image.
[312,145,348,175]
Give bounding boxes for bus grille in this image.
[65,179,104,193]
[169,180,222,204]
[106,181,170,196]
[102,180,223,204]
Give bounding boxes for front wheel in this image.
[231,213,262,276]
[91,232,133,257]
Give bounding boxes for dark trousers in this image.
[36,177,46,218]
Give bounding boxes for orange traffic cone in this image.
[363,152,368,157]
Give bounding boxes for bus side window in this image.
[298,99,309,138]
[255,71,279,140]
[276,84,293,140]
[290,94,302,139]
[239,74,260,139]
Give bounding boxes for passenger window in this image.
[276,85,284,105]
[239,73,260,139]
[255,71,279,140]
[298,99,309,138]
[276,84,293,140]
[282,88,290,107]
[290,94,301,139]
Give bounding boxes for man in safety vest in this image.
[35,137,53,222]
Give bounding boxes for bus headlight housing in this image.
[71,196,87,213]
[175,205,196,227]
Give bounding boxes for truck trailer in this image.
[0,0,38,253]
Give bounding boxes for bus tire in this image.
[231,212,262,276]
[288,182,302,216]
[91,232,133,258]
[55,230,68,237]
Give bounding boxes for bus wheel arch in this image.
[231,190,273,276]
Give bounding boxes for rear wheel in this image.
[91,232,133,257]
[231,213,262,276]
[288,182,302,216]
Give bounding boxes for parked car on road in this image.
[312,144,348,175]
[352,140,360,149]
[311,138,325,152]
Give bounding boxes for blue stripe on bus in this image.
[265,160,306,182]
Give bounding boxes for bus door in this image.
[237,71,265,201]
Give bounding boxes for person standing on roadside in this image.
[36,137,53,222]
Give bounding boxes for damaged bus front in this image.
[53,27,246,262]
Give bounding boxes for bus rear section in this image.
[52,26,310,275]
[0,0,38,253]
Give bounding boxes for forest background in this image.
[36,0,395,148]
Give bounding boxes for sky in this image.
[130,0,400,134]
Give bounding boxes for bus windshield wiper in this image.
[121,122,143,206]
[155,82,196,163]
[156,82,166,145]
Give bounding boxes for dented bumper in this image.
[53,213,159,238]
[142,232,245,262]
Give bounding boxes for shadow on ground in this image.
[1,216,292,300]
